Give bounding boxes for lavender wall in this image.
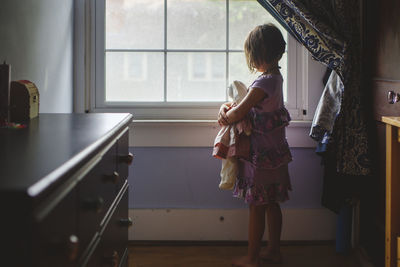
[129,147,324,209]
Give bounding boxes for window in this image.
[94,0,304,120]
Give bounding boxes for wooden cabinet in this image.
[0,113,133,267]
[382,117,400,267]
[363,0,400,266]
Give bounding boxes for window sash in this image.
[93,0,301,120]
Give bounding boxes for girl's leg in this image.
[261,202,283,262]
[248,204,266,260]
[232,204,266,267]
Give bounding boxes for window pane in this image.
[106,0,164,49]
[229,52,288,102]
[102,0,291,106]
[106,52,164,101]
[229,0,288,50]
[192,54,207,79]
[167,0,226,49]
[167,52,226,101]
[229,52,259,88]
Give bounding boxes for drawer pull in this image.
[388,90,400,104]
[103,171,120,184]
[119,217,133,227]
[67,235,79,262]
[82,197,104,213]
[103,250,119,267]
[120,153,134,165]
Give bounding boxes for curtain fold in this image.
[256,0,371,177]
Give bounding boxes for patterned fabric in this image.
[251,136,292,169]
[257,0,371,175]
[246,74,293,170]
[251,107,291,134]
[233,74,292,205]
[248,107,292,170]
[233,164,291,205]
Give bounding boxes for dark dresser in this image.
[0,113,133,267]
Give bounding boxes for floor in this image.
[129,244,361,267]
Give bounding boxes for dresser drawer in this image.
[0,113,133,267]
[85,184,130,267]
[117,129,131,193]
[33,188,78,267]
[78,142,118,253]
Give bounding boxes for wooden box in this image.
[10,80,39,122]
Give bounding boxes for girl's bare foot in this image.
[232,255,261,267]
[259,248,282,264]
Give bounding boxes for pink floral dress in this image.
[233,74,292,205]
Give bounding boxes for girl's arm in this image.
[218,101,233,125]
[220,101,232,111]
[218,87,265,125]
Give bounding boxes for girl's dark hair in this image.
[244,23,286,72]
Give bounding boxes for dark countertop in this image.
[0,113,133,198]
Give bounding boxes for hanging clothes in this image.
[255,0,371,213]
[256,0,371,176]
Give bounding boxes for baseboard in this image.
[128,208,336,241]
[129,240,335,246]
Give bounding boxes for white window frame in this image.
[86,0,310,121]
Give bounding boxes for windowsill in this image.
[132,119,312,127]
[129,120,317,148]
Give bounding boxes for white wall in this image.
[0,0,74,113]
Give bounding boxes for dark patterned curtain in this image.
[256,0,371,211]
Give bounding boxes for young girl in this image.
[218,23,292,267]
